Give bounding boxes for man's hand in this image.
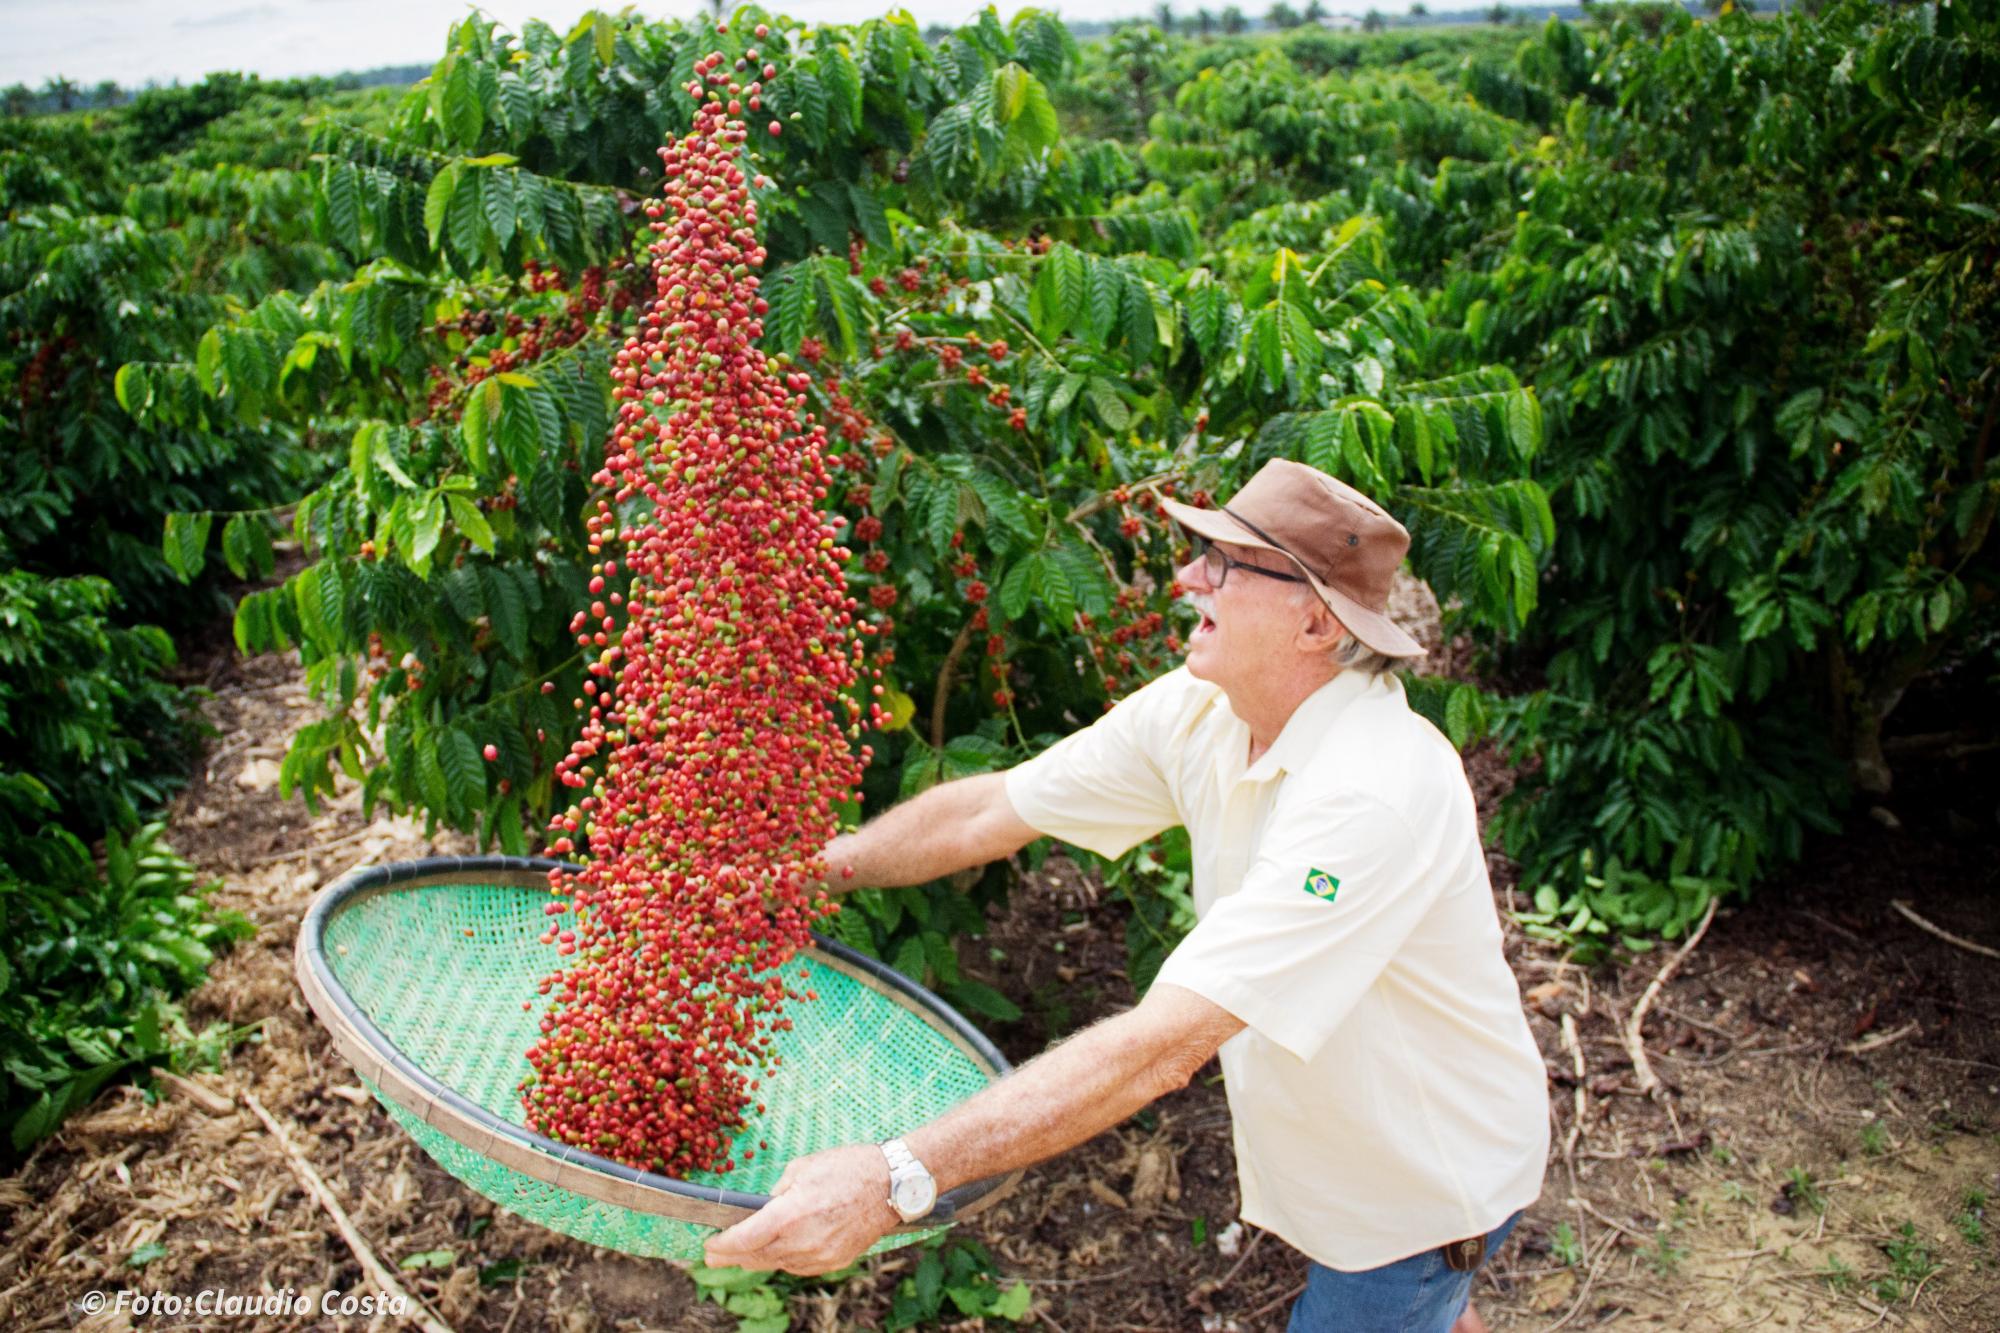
[702,1144,900,1275]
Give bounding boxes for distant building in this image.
[1316,14,1363,29]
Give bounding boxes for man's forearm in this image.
[903,984,1243,1195]
[820,772,1020,890]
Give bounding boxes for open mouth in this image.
[1188,597,1217,637]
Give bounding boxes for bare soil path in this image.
[1,634,1995,1332]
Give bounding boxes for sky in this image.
[0,0,1301,90]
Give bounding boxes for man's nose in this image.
[1175,555,1211,591]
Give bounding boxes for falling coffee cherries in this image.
[519,46,888,1177]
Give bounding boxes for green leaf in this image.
[362,423,416,489]
[1276,301,1320,383]
[890,935,928,983]
[399,1248,457,1272]
[1505,389,1541,460]
[113,363,151,416]
[998,559,1038,619]
[801,180,853,254]
[1084,260,1124,345]
[819,44,864,133]
[813,257,863,359]
[408,494,445,571]
[1032,245,1085,341]
[446,494,496,554]
[846,182,892,250]
[1036,549,1077,626]
[439,729,486,812]
[949,979,1021,1022]
[926,476,961,557]
[1085,378,1129,433]
[415,736,450,815]
[989,1280,1031,1321]
[478,1259,523,1287]
[1121,277,1157,365]
[127,1241,169,1269]
[325,160,362,254]
[162,512,212,583]
[462,379,498,475]
[480,566,528,659]
[195,327,223,395]
[446,169,486,265]
[10,1092,60,1151]
[425,162,462,249]
[767,264,812,354]
[993,62,1029,123]
[220,514,272,581]
[440,53,483,145]
[482,169,517,250]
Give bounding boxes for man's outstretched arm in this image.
[817,771,1040,891]
[702,982,1244,1275]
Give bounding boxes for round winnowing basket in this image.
[294,855,1019,1260]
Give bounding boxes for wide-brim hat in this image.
[1158,459,1425,659]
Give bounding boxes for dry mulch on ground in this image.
[2,628,1996,1332]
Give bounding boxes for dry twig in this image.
[148,1068,236,1115]
[1889,899,2000,961]
[1559,1013,1588,1171]
[1842,1020,1921,1057]
[241,1092,456,1333]
[1624,895,1720,1100]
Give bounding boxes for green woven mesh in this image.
[322,878,996,1260]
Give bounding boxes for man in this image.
[706,459,1550,1332]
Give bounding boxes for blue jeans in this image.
[1287,1210,1523,1333]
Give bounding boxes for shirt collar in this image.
[1237,669,1384,785]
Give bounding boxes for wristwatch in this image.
[878,1137,938,1223]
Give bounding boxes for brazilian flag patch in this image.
[1302,868,1341,902]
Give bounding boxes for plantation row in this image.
[1,2,1993,1151]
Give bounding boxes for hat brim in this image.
[1159,497,1427,660]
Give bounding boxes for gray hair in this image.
[1332,633,1419,677]
[1291,583,1417,675]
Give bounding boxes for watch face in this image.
[893,1174,937,1217]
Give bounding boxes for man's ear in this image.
[1296,600,1347,656]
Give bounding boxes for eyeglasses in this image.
[1185,532,1311,590]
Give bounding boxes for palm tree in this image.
[91,80,124,108]
[1363,9,1386,31]
[1221,5,1248,34]
[1196,7,1217,36]
[1410,1,1430,15]
[42,76,77,112]
[1303,0,1328,22]
[1155,2,1176,32]
[1267,2,1300,29]
[3,84,32,117]
[1486,3,1510,24]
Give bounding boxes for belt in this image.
[1440,1234,1487,1272]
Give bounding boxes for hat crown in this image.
[1225,460,1409,610]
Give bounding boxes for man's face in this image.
[1175,537,1321,688]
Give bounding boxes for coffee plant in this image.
[0,791,253,1150]
[0,73,381,1149]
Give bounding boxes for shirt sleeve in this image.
[1001,669,1194,861]
[1153,791,1435,1063]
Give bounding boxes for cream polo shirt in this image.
[1003,665,1549,1271]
